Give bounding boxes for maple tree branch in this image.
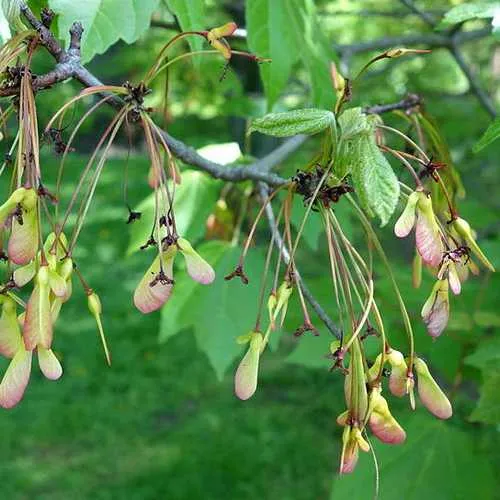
[397,0,497,118]
[12,3,494,190]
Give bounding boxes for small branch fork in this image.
[396,0,497,118]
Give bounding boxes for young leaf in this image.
[167,0,206,54]
[249,109,335,137]
[442,3,499,25]
[469,368,500,424]
[350,134,400,227]
[336,108,372,178]
[338,108,372,139]
[49,0,160,63]
[246,0,300,109]
[473,117,500,152]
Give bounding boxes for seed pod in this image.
[177,238,215,285]
[451,217,495,272]
[234,331,263,401]
[134,246,177,314]
[0,296,23,358]
[421,279,449,338]
[24,265,53,350]
[88,291,111,366]
[0,346,32,408]
[414,358,452,419]
[37,347,63,380]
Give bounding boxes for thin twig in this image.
[397,0,497,118]
[399,0,437,27]
[335,27,490,55]
[364,94,422,115]
[258,183,341,339]
[448,43,497,118]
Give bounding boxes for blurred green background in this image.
[1,0,500,498]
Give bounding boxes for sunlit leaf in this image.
[473,117,500,152]
[249,109,335,137]
[442,2,499,24]
[49,0,160,62]
[351,134,400,227]
[167,0,206,55]
[246,0,300,109]
[246,0,335,109]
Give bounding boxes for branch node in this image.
[69,22,84,53]
[40,8,55,29]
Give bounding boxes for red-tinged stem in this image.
[380,145,423,188]
[55,106,129,248]
[68,109,128,254]
[254,202,285,332]
[238,185,288,267]
[55,94,117,219]
[144,31,207,83]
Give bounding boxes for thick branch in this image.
[20,5,64,61]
